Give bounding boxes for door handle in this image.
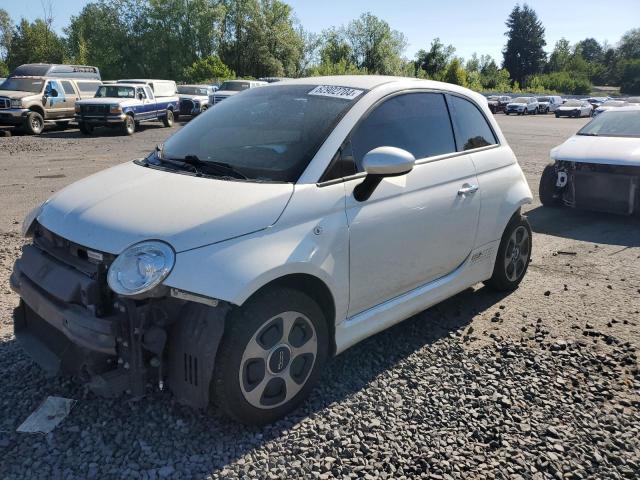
[458,184,479,195]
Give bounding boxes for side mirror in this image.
[138,93,144,100]
[353,146,415,202]
[50,89,58,98]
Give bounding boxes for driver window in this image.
[137,88,147,100]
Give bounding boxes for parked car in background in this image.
[593,99,626,117]
[209,79,267,106]
[75,83,178,135]
[536,95,563,114]
[12,76,532,424]
[555,99,593,118]
[584,97,608,111]
[541,106,640,215]
[258,77,290,83]
[505,97,539,115]
[178,84,215,118]
[0,63,102,134]
[487,95,511,113]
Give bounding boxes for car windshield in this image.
[537,97,550,102]
[219,81,250,91]
[178,86,209,95]
[511,97,528,103]
[564,100,582,107]
[158,85,364,182]
[95,86,135,98]
[577,111,640,138]
[0,77,44,93]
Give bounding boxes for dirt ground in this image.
[0,114,638,479]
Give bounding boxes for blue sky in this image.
[2,0,639,62]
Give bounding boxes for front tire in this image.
[213,288,328,425]
[162,109,174,127]
[539,164,562,207]
[24,111,44,135]
[484,215,532,291]
[121,115,135,135]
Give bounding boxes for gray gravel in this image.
[1,115,639,479]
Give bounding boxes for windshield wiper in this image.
[148,146,247,180]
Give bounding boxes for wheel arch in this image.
[241,273,338,356]
[28,105,45,118]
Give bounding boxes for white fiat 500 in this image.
[541,106,640,215]
[11,76,533,424]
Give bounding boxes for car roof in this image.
[105,83,140,88]
[611,105,640,112]
[179,84,210,88]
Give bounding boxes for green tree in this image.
[620,59,640,94]
[6,18,65,69]
[416,38,455,79]
[575,38,603,63]
[319,27,352,65]
[618,28,640,59]
[0,8,12,61]
[345,12,406,75]
[465,52,480,73]
[547,38,571,72]
[443,57,466,86]
[502,4,546,87]
[0,59,8,77]
[183,55,234,83]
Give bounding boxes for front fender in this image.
[163,183,349,324]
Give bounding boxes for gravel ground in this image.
[0,115,638,479]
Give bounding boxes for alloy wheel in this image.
[239,311,317,409]
[503,225,530,282]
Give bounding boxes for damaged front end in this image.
[10,222,227,408]
[552,161,640,215]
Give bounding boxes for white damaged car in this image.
[11,76,533,424]
[541,106,640,215]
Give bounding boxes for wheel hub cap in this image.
[268,345,291,374]
[504,226,530,282]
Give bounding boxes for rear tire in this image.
[484,215,532,291]
[213,288,328,425]
[539,164,562,207]
[121,115,135,135]
[162,109,174,127]
[24,111,44,135]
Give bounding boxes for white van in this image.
[536,95,563,114]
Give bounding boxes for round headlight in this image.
[107,241,175,295]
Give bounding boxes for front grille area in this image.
[33,222,114,316]
[180,99,194,115]
[80,104,109,115]
[0,97,10,109]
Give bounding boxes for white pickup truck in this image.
[75,83,179,135]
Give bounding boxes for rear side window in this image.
[350,92,456,168]
[448,95,497,151]
[61,81,76,95]
[77,81,100,94]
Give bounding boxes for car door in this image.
[58,80,79,119]
[343,91,481,316]
[43,80,66,119]
[136,87,155,119]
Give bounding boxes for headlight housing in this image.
[22,204,43,237]
[10,99,22,108]
[107,241,175,296]
[75,104,81,113]
[110,104,122,114]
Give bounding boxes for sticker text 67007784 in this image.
[308,85,364,100]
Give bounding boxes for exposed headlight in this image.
[22,204,43,237]
[110,104,122,114]
[107,241,175,296]
[10,99,22,108]
[75,104,81,113]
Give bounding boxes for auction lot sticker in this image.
[308,85,364,100]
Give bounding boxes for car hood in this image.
[179,94,208,101]
[213,90,240,97]
[37,162,294,254]
[76,97,133,105]
[507,103,526,107]
[0,90,38,100]
[551,135,640,166]
[557,105,581,110]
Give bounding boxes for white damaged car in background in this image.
[540,106,640,215]
[11,76,533,424]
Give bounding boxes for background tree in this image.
[502,3,546,87]
[443,57,466,86]
[547,38,571,72]
[183,55,234,83]
[415,37,455,79]
[0,8,12,61]
[575,38,603,63]
[6,18,65,69]
[617,28,640,59]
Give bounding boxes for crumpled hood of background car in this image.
[37,161,294,253]
[551,135,640,166]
